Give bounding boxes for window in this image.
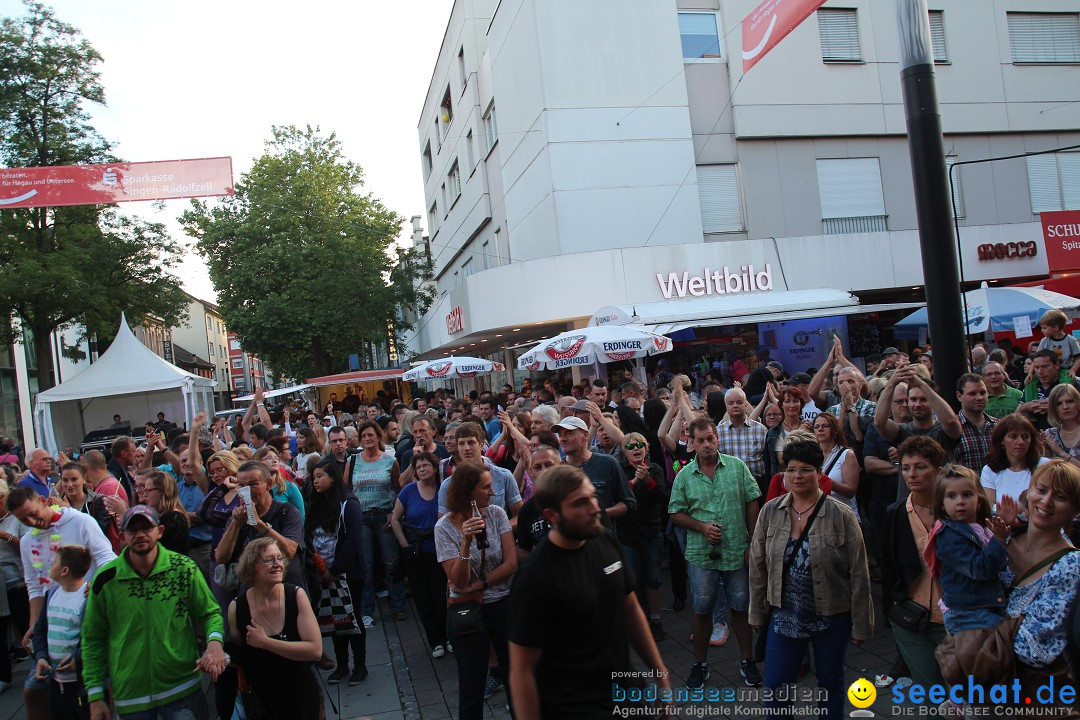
[466,130,475,172]
[678,12,721,60]
[448,160,461,201]
[439,85,453,135]
[209,343,215,357]
[427,205,438,238]
[205,317,212,330]
[929,10,948,63]
[462,257,474,279]
[1008,13,1080,64]
[230,339,240,351]
[1026,153,1080,214]
[458,47,466,90]
[483,104,498,153]
[440,183,448,214]
[494,227,504,266]
[817,9,861,62]
[946,154,964,218]
[816,158,887,234]
[422,141,433,179]
[695,165,743,234]
[482,240,491,270]
[233,358,243,369]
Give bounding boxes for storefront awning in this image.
[305,369,403,387]
[591,289,924,336]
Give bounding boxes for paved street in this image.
[0,571,904,719]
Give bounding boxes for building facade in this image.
[404,0,1080,383]
[227,332,267,397]
[171,294,232,405]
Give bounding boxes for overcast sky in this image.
[0,0,454,301]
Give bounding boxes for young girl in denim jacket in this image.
[924,465,1011,635]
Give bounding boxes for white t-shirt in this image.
[980,457,1051,503]
[823,447,859,521]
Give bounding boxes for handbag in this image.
[214,562,240,592]
[888,598,930,633]
[316,574,361,636]
[446,549,486,635]
[936,614,1020,686]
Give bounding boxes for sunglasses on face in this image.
[624,442,647,450]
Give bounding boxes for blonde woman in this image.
[254,447,305,523]
[141,468,192,555]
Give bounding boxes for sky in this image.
[0,0,455,301]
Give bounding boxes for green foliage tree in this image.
[0,1,188,390]
[183,125,434,381]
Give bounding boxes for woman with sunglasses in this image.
[618,432,669,641]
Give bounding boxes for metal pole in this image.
[896,0,966,407]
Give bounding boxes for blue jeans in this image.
[685,563,749,616]
[764,612,851,720]
[119,689,208,720]
[449,598,511,720]
[944,608,1004,635]
[360,511,406,615]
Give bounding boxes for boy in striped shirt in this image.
[33,545,92,720]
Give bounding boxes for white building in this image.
[405,0,1080,384]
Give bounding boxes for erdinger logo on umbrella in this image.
[527,360,542,371]
[605,351,636,361]
[653,337,670,352]
[425,361,454,377]
[545,335,587,361]
[458,371,478,378]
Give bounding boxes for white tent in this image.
[34,314,216,454]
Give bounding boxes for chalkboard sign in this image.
[848,320,881,357]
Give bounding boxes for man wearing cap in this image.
[876,347,902,376]
[553,416,636,522]
[7,486,116,720]
[83,505,226,720]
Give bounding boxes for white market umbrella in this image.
[402,356,506,381]
[517,325,673,371]
[894,283,1080,338]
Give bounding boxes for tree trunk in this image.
[33,325,55,392]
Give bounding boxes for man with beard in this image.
[83,505,226,720]
[508,466,669,719]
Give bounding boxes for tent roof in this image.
[36,314,215,404]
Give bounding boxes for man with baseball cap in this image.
[552,417,636,521]
[83,505,225,720]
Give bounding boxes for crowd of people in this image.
[1,310,1080,718]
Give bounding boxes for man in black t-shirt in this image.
[509,466,670,719]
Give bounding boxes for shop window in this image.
[1027,153,1080,214]
[816,158,887,234]
[818,9,861,62]
[678,12,721,61]
[1008,13,1080,63]
[695,165,743,234]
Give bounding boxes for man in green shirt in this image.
[982,361,1022,419]
[669,418,762,690]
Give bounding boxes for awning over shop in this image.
[305,369,403,387]
[234,383,312,403]
[590,289,924,336]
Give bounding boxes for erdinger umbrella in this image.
[894,283,1080,338]
[516,325,673,371]
[402,356,505,381]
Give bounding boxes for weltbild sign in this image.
[1042,210,1080,273]
[656,264,774,300]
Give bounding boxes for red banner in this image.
[0,157,233,209]
[1042,209,1080,273]
[742,0,827,73]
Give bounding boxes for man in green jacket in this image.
[82,505,227,720]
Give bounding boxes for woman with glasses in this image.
[617,432,668,641]
[1043,383,1080,468]
[139,468,191,555]
[391,451,448,658]
[749,439,872,720]
[306,457,368,686]
[228,537,322,720]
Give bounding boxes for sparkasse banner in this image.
[0,157,234,209]
[742,0,827,73]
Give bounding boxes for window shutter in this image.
[1061,154,1080,210]
[818,9,861,61]
[696,165,743,233]
[678,13,721,59]
[1027,155,1062,213]
[1008,13,1080,63]
[816,158,885,219]
[929,11,948,62]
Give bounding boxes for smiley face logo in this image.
[848,678,876,708]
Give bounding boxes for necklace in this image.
[783,419,801,432]
[912,499,934,512]
[791,494,821,520]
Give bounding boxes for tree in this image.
[0,2,188,390]
[182,125,434,381]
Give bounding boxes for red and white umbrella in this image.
[516,325,672,371]
[402,356,506,382]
